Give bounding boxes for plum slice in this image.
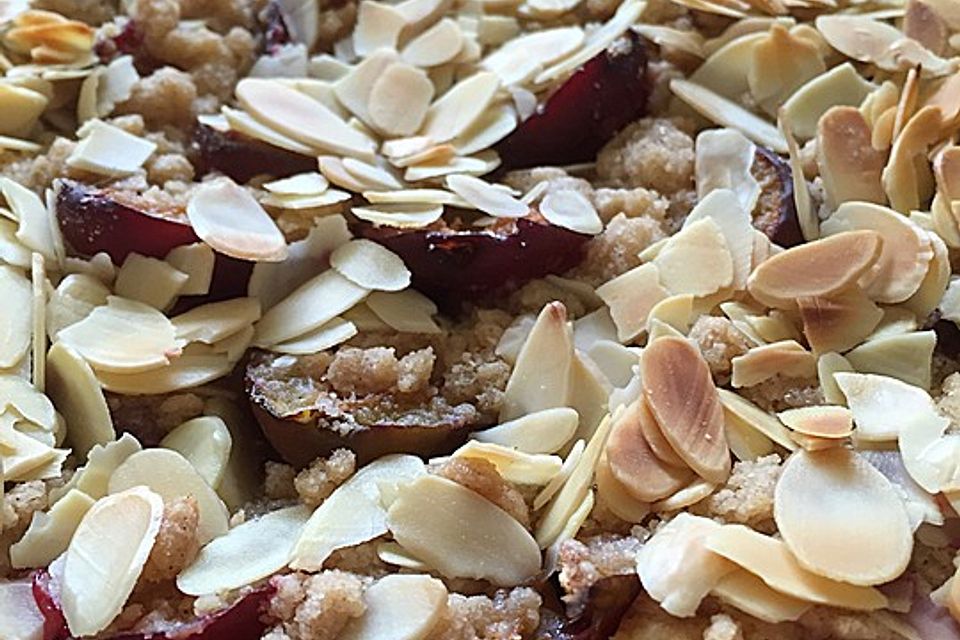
[193,123,317,183]
[495,33,650,170]
[353,214,590,306]
[751,146,804,248]
[535,576,640,640]
[56,180,252,302]
[246,349,487,467]
[32,570,70,640]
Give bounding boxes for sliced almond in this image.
[352,203,443,228]
[172,298,261,345]
[605,400,695,502]
[108,448,229,544]
[705,524,887,610]
[594,453,650,523]
[221,105,315,157]
[860,449,941,530]
[178,505,310,596]
[782,63,875,141]
[596,263,668,343]
[777,406,853,439]
[114,253,188,310]
[45,342,114,460]
[731,340,816,388]
[160,416,232,489]
[353,0,405,55]
[187,179,287,263]
[653,218,733,297]
[723,404,776,462]
[165,243,215,297]
[816,107,887,209]
[717,388,797,452]
[747,231,882,309]
[534,439,584,511]
[695,130,760,215]
[814,15,902,64]
[272,317,358,355]
[452,103,517,156]
[367,62,434,137]
[446,441,562,485]
[330,239,411,292]
[747,24,825,115]
[420,71,500,143]
[61,487,164,637]
[834,371,936,443]
[775,448,912,585]
[651,478,717,512]
[636,396,686,468]
[66,119,156,177]
[473,407,578,454]
[903,231,949,319]
[0,265,31,368]
[10,488,94,569]
[446,174,527,218]
[402,18,463,67]
[642,336,730,483]
[798,286,883,354]
[712,569,812,623]
[341,574,448,640]
[683,189,755,290]
[386,474,540,586]
[539,189,602,235]
[637,513,735,618]
[845,330,935,390]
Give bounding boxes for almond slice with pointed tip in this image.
[45,342,114,460]
[747,230,882,309]
[816,107,886,210]
[642,337,730,483]
[237,78,376,159]
[342,574,448,640]
[387,474,540,586]
[160,416,232,489]
[797,286,883,354]
[61,486,164,637]
[775,448,913,585]
[420,71,500,143]
[605,400,694,502]
[636,396,686,468]
[653,218,733,297]
[717,389,796,452]
[834,372,938,443]
[0,265,31,368]
[330,239,411,292]
[594,453,650,523]
[10,488,94,569]
[173,298,261,344]
[264,172,329,196]
[731,340,816,388]
[539,189,602,235]
[353,0,405,55]
[473,407,578,454]
[705,524,888,610]
[712,569,812,623]
[651,478,716,512]
[637,513,736,618]
[446,441,562,485]
[352,203,443,228]
[402,18,463,67]
[446,174,528,218]
[777,406,853,439]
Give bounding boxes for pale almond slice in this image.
[814,15,902,64]
[10,488,94,569]
[596,263,668,343]
[403,151,501,182]
[653,218,733,297]
[446,174,527,218]
[781,63,875,141]
[682,189,754,290]
[775,448,912,585]
[0,579,45,639]
[605,400,695,502]
[695,130,760,215]
[834,372,939,443]
[903,231,949,319]
[363,289,437,334]
[821,202,934,304]
[797,286,883,354]
[473,408,578,454]
[402,18,463,67]
[859,449,942,530]
[0,82,48,138]
[690,31,765,99]
[114,253,188,311]
[109,448,229,544]
[342,158,404,192]
[420,71,500,143]
[66,119,156,177]
[160,416,232,489]
[645,295,694,336]
[594,453,650,523]
[0,265,30,368]
[637,513,736,618]
[445,441,562,485]
[712,569,812,623]
[352,203,444,228]
[165,243,215,296]
[636,396,686,468]
[187,179,287,263]
[539,189,602,235]
[452,103,517,156]
[777,406,853,439]
[172,298,261,345]
[45,342,114,460]
[367,62,434,137]
[723,403,776,461]
[718,388,797,452]
[746,231,882,309]
[254,270,370,347]
[272,317,357,355]
[386,474,540,586]
[376,541,430,571]
[534,439,584,511]
[61,487,164,637]
[705,524,888,610]
[237,78,376,159]
[731,340,816,388]
[1,177,60,263]
[261,190,352,211]
[364,189,464,206]
[817,352,854,405]
[221,106,315,157]
[642,337,730,483]
[57,296,180,374]
[845,330,935,390]
[177,505,310,596]
[779,112,818,243]
[264,172,330,196]
[341,574,448,640]
[651,478,717,512]
[816,107,887,209]
[330,239,410,292]
[352,0,405,55]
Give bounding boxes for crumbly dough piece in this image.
[141,496,201,583]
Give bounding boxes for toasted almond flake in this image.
[797,287,883,354]
[66,119,155,177]
[164,243,214,297]
[420,71,500,143]
[731,340,816,388]
[402,18,463,67]
[695,130,760,214]
[376,541,430,570]
[473,407,578,454]
[637,513,735,618]
[706,524,887,610]
[746,231,882,309]
[178,505,310,596]
[446,441,562,485]
[452,103,517,156]
[815,107,887,210]
[712,569,812,623]
[815,15,902,63]
[500,302,573,421]
[367,63,434,137]
[845,330,935,390]
[605,400,694,502]
[594,453,650,522]
[884,106,942,213]
[670,79,788,153]
[653,218,733,297]
[636,395,686,468]
[0,82,47,138]
[642,336,730,483]
[58,296,179,374]
[10,488,94,569]
[775,448,912,585]
[365,289,439,334]
[596,263,668,343]
[718,388,797,452]
[159,416,232,489]
[0,265,30,368]
[45,342,113,460]
[61,487,163,637]
[329,239,410,292]
[781,63,875,141]
[342,574,448,640]
[645,295,694,336]
[352,203,444,228]
[352,1,405,56]
[747,24,825,115]
[237,78,376,159]
[387,474,540,586]
[272,317,357,355]
[109,448,228,544]
[187,179,287,263]
[691,31,766,99]
[255,269,369,346]
[264,172,330,196]
[221,106,315,157]
[777,406,853,439]
[816,352,853,406]
[446,174,527,218]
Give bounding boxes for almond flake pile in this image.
[4,0,960,639]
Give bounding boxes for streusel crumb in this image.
[437,457,530,527]
[576,213,666,285]
[596,118,696,194]
[141,496,201,583]
[558,535,643,604]
[326,347,401,396]
[294,448,357,508]
[267,571,369,640]
[429,588,542,640]
[264,461,298,501]
[694,454,782,532]
[689,316,752,382]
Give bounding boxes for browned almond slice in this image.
[746,230,882,309]
[641,337,731,484]
[730,340,816,388]
[594,453,650,523]
[777,406,853,439]
[636,396,686,468]
[816,106,886,209]
[797,286,883,354]
[605,400,694,502]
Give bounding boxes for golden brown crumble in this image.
[140,496,201,583]
[429,588,542,640]
[575,213,665,285]
[326,347,405,396]
[264,461,299,500]
[436,457,530,527]
[117,68,201,129]
[689,316,752,383]
[0,480,49,534]
[266,570,369,640]
[693,454,781,532]
[596,118,696,195]
[294,448,357,508]
[316,0,359,52]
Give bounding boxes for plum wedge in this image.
[751,146,803,248]
[193,124,317,183]
[495,33,650,170]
